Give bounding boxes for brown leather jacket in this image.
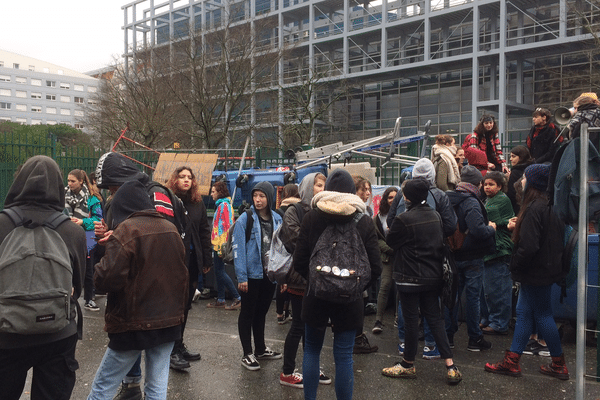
[94,210,188,334]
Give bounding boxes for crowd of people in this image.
[3,92,596,399]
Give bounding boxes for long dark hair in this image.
[474,114,499,144]
[378,187,398,216]
[68,169,101,200]
[166,166,202,203]
[212,181,230,200]
[512,187,547,245]
[510,145,531,165]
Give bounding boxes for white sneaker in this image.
[192,289,201,302]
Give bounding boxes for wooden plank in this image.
[153,153,218,195]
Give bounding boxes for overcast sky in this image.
[1,1,126,73]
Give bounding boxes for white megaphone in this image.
[554,106,576,125]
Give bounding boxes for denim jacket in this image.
[232,206,282,283]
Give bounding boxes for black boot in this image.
[170,348,191,370]
[180,343,201,361]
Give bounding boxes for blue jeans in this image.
[445,258,484,340]
[213,251,240,302]
[396,298,436,348]
[303,325,355,400]
[510,284,563,356]
[87,341,174,400]
[480,256,512,332]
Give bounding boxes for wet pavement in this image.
[18,296,600,399]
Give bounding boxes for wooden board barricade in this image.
[153,153,218,195]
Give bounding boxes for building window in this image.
[0,117,11,121]
[31,92,41,99]
[46,94,56,101]
[29,65,35,71]
[31,78,41,86]
[13,63,19,69]
[74,84,83,91]
[58,69,63,75]
[31,106,42,113]
[15,118,26,123]
[60,109,71,115]
[74,110,84,117]
[47,107,56,114]
[31,119,42,125]
[0,61,4,67]
[60,95,70,102]
[16,104,26,111]
[88,99,98,105]
[74,96,84,104]
[75,123,84,129]
[16,90,26,98]
[60,82,70,89]
[0,75,10,82]
[0,89,11,96]
[47,120,57,125]
[0,102,12,110]
[46,80,56,87]
[88,86,97,93]
[16,76,26,84]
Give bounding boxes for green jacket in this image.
[484,192,514,262]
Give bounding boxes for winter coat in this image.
[462,130,507,171]
[374,214,394,264]
[293,205,381,333]
[182,198,213,277]
[510,198,565,286]
[233,182,282,283]
[446,189,496,261]
[569,102,600,146]
[387,183,457,238]
[95,210,188,338]
[212,197,234,255]
[387,204,444,292]
[483,192,514,262]
[0,156,86,349]
[526,123,563,164]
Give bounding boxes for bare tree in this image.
[83,52,185,150]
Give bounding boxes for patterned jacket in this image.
[462,131,506,169]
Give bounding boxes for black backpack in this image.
[307,213,371,303]
[221,210,254,265]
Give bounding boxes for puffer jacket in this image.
[387,204,444,292]
[510,199,565,286]
[232,182,282,283]
[95,210,188,334]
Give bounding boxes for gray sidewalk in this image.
[20,297,600,399]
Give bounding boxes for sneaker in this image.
[198,288,211,299]
[179,343,201,361]
[523,339,550,356]
[84,300,100,311]
[242,354,260,370]
[447,365,463,385]
[225,298,241,310]
[319,370,332,385]
[394,316,398,328]
[207,300,226,308]
[353,333,378,354]
[280,372,303,388]
[467,335,492,352]
[398,342,405,356]
[192,289,202,302]
[113,382,142,400]
[422,346,441,360]
[256,347,282,360]
[372,320,383,334]
[382,361,416,379]
[170,350,191,370]
[277,312,290,325]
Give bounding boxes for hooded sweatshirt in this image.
[0,156,87,349]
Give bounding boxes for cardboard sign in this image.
[153,153,218,195]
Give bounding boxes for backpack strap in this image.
[43,212,71,230]
[1,207,26,227]
[245,209,254,243]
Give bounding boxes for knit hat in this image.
[412,158,436,185]
[461,165,483,186]
[325,169,356,194]
[580,92,598,101]
[524,164,550,192]
[403,179,429,205]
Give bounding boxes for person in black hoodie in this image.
[382,179,462,385]
[507,145,533,215]
[0,156,86,400]
[445,165,496,352]
[293,169,382,400]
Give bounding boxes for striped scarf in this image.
[65,183,90,219]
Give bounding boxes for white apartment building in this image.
[0,49,99,130]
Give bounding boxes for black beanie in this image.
[461,165,483,186]
[325,169,356,194]
[110,180,155,228]
[403,179,429,205]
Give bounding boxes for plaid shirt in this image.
[462,131,506,167]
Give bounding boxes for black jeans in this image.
[0,334,78,400]
[398,289,453,362]
[282,293,305,374]
[238,276,276,355]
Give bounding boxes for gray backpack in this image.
[0,208,73,335]
[307,213,371,303]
